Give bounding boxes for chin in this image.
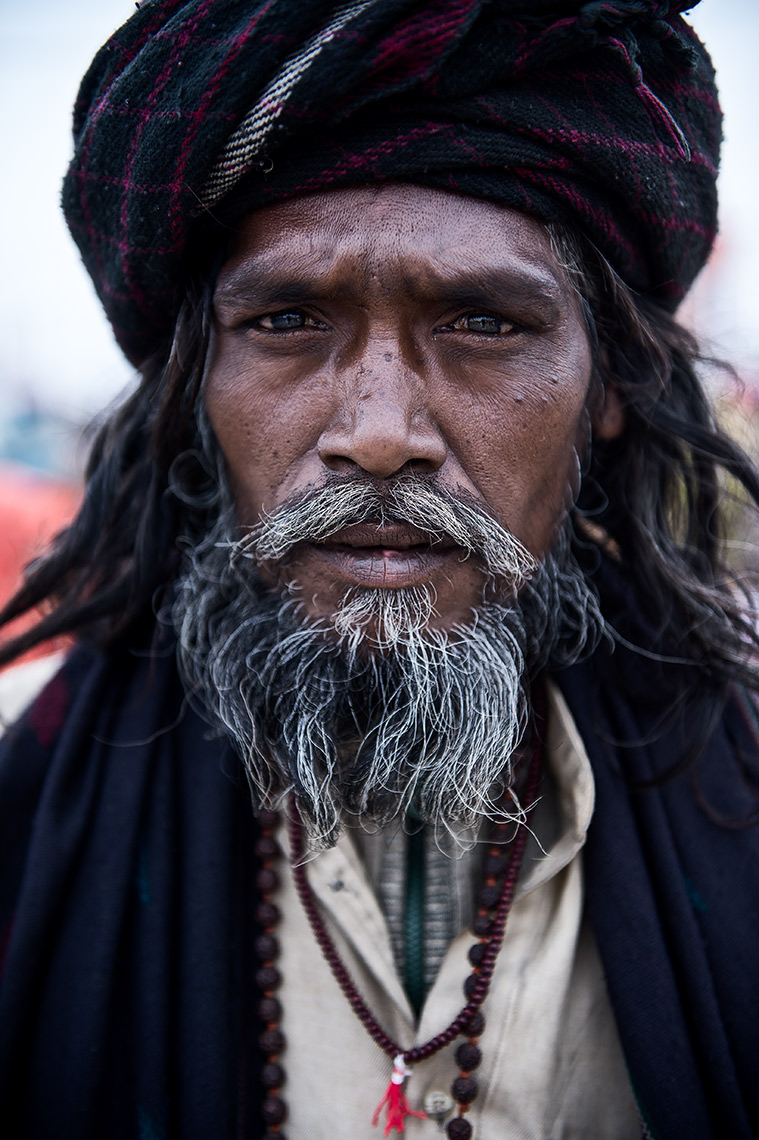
[288,579,490,653]
[283,565,493,637]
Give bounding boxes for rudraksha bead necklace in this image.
[253,707,543,1138]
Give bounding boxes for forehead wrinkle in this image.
[214,242,367,309]
[215,237,565,316]
[398,259,563,308]
[217,188,574,307]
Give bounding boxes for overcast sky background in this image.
[0,0,756,423]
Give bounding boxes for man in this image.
[0,1,757,1137]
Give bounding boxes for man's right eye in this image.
[256,310,314,331]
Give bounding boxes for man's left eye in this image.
[449,314,517,336]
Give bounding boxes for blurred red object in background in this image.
[0,461,81,669]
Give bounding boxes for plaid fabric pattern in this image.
[62,0,721,366]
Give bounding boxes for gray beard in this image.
[173,473,605,847]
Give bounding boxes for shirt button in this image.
[423,1089,454,1117]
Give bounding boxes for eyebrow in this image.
[426,269,562,320]
[214,260,564,320]
[215,278,323,312]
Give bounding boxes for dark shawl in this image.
[0,614,757,1138]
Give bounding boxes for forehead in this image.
[215,184,576,310]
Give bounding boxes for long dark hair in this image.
[563,230,759,685]
[3,228,759,721]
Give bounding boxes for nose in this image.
[317,356,447,479]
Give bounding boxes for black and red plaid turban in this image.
[62,0,721,366]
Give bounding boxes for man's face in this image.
[205,184,594,629]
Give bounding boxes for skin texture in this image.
[205,184,615,628]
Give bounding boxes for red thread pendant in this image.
[373,1054,427,1135]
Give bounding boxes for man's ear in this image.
[592,382,626,440]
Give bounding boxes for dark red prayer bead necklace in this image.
[252,708,543,1138]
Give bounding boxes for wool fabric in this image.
[62,0,721,366]
[1,559,758,1136]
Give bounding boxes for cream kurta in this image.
[277,683,641,1139]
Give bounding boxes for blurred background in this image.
[0,0,757,652]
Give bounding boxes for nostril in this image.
[317,411,446,480]
[320,452,363,476]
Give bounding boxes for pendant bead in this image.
[261,1061,285,1089]
[258,996,282,1022]
[483,852,510,876]
[256,901,281,927]
[476,883,501,909]
[262,1095,287,1126]
[259,1027,286,1054]
[463,1011,485,1036]
[467,942,487,967]
[452,1074,478,1104]
[446,1117,473,1139]
[463,973,484,999]
[255,933,281,961]
[472,914,492,937]
[255,965,282,992]
[255,834,281,860]
[256,866,280,893]
[257,809,280,830]
[455,1042,482,1071]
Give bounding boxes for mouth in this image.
[307,523,465,589]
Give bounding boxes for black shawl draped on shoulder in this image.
[0,594,757,1138]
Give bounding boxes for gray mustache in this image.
[233,475,537,590]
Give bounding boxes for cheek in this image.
[462,356,591,556]
[203,338,330,523]
[521,391,588,519]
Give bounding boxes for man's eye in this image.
[452,314,517,336]
[256,310,316,331]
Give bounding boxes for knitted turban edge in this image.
[63,0,721,366]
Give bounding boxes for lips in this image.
[308,523,464,588]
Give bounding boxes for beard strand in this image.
[173,469,606,848]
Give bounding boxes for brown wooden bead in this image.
[483,852,509,877]
[256,901,281,927]
[455,1042,482,1071]
[472,914,492,937]
[477,883,500,910]
[259,1027,286,1054]
[451,1075,478,1105]
[255,965,282,992]
[254,835,281,860]
[258,996,282,1023]
[257,809,280,830]
[262,1096,287,1126]
[463,973,483,999]
[256,867,280,894]
[261,1062,285,1089]
[255,933,281,962]
[467,942,487,967]
[446,1116,473,1139]
[463,1010,485,1036]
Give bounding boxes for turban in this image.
[62,0,721,366]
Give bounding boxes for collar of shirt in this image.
[274,682,639,1139]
